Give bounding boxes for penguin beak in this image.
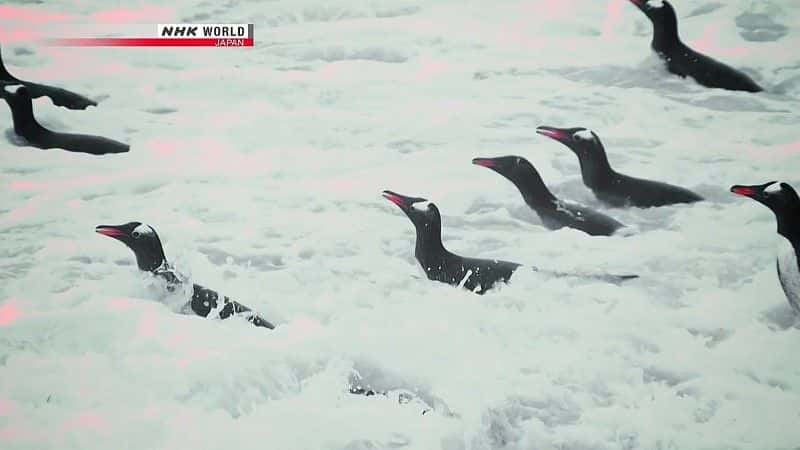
[730,186,757,198]
[730,181,777,202]
[472,157,498,169]
[95,225,127,240]
[536,126,569,143]
[628,0,648,11]
[382,190,427,212]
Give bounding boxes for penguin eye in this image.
[132,231,141,238]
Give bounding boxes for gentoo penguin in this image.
[628,0,763,93]
[731,181,800,314]
[382,190,638,294]
[1,84,128,155]
[383,190,519,294]
[0,45,97,109]
[95,222,275,329]
[472,155,627,236]
[537,126,703,208]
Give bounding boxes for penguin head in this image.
[629,0,679,46]
[95,222,167,272]
[536,126,604,159]
[472,155,552,198]
[629,0,676,22]
[382,190,442,234]
[731,181,800,238]
[472,155,535,179]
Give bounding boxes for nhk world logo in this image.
[46,24,254,47]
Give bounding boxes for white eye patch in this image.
[765,183,783,194]
[647,0,665,8]
[411,201,432,211]
[2,84,24,95]
[573,130,595,141]
[133,223,155,236]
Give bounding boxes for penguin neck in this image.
[651,12,681,53]
[135,241,168,274]
[576,149,616,189]
[775,212,800,255]
[512,170,558,209]
[140,255,167,273]
[152,260,186,288]
[414,222,448,267]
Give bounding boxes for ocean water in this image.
[1,0,800,449]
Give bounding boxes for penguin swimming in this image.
[1,84,128,155]
[628,0,763,93]
[472,155,627,236]
[731,181,800,314]
[95,222,275,329]
[382,190,638,294]
[383,190,519,294]
[537,125,703,208]
[0,45,97,109]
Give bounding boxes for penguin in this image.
[1,84,128,155]
[628,0,763,92]
[472,155,627,236]
[731,181,800,314]
[537,125,703,208]
[0,44,97,109]
[382,190,638,294]
[95,222,275,329]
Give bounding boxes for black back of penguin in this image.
[382,191,520,294]
[536,126,703,208]
[629,0,762,93]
